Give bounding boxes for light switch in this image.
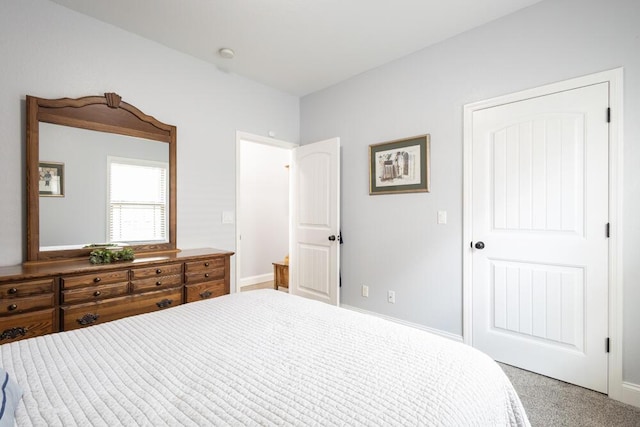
[437,210,447,224]
[222,211,235,224]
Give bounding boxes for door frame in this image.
[235,131,297,293]
[462,68,624,399]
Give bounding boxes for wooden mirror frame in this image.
[26,93,177,263]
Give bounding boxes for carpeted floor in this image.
[500,363,640,426]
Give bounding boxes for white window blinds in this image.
[108,158,168,243]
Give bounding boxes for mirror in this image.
[26,93,177,263]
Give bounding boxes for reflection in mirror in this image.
[39,123,170,250]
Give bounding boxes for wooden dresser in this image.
[0,248,232,343]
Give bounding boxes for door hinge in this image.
[606,223,610,238]
[607,107,611,123]
[606,337,610,353]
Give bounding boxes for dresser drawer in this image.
[184,258,225,273]
[185,269,225,285]
[185,280,227,303]
[184,258,226,285]
[131,263,182,280]
[0,294,55,315]
[62,282,129,304]
[0,308,56,343]
[62,270,129,290]
[62,287,183,331]
[0,278,55,298]
[131,274,182,293]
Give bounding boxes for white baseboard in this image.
[619,381,640,409]
[238,273,273,288]
[340,304,463,343]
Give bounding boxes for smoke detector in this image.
[218,48,235,59]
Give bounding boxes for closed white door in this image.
[290,138,340,305]
[471,83,609,392]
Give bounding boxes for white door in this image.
[471,83,609,392]
[290,138,340,305]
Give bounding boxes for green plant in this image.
[84,243,119,248]
[89,248,135,264]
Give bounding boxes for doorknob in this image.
[474,241,485,250]
[328,235,336,241]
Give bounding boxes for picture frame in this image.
[39,162,64,197]
[369,134,430,195]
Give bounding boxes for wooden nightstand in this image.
[272,262,289,290]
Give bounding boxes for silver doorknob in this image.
[328,235,336,241]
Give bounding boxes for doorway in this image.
[235,132,296,292]
[236,133,342,306]
[463,69,623,396]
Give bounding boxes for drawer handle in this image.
[93,290,101,297]
[77,313,99,326]
[156,269,162,274]
[156,299,173,309]
[94,277,101,283]
[7,287,18,295]
[204,273,210,278]
[0,327,27,341]
[7,304,17,311]
[204,262,210,267]
[156,281,162,286]
[200,290,212,299]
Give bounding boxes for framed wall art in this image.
[39,161,64,197]
[369,134,430,195]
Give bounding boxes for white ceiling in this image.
[49,0,543,96]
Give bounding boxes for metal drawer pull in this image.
[204,262,210,267]
[8,288,17,295]
[8,304,17,311]
[156,281,162,286]
[156,269,162,274]
[77,313,99,325]
[204,273,209,278]
[93,277,101,283]
[200,290,212,299]
[156,299,173,309]
[93,290,101,297]
[1,327,27,340]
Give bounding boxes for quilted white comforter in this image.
[1,290,529,426]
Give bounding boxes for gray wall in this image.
[301,0,640,383]
[0,0,299,278]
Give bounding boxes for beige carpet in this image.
[500,363,640,426]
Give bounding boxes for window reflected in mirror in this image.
[108,157,168,243]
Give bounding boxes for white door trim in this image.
[462,68,624,401]
[235,131,298,293]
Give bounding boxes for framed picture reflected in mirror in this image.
[39,161,64,197]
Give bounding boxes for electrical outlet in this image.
[361,285,369,297]
[387,290,395,304]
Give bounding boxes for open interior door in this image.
[290,137,340,305]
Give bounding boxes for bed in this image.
[0,290,529,426]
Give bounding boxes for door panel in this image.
[472,83,608,392]
[290,138,340,305]
[490,260,585,351]
[491,115,584,234]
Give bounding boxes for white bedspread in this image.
[0,290,529,426]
